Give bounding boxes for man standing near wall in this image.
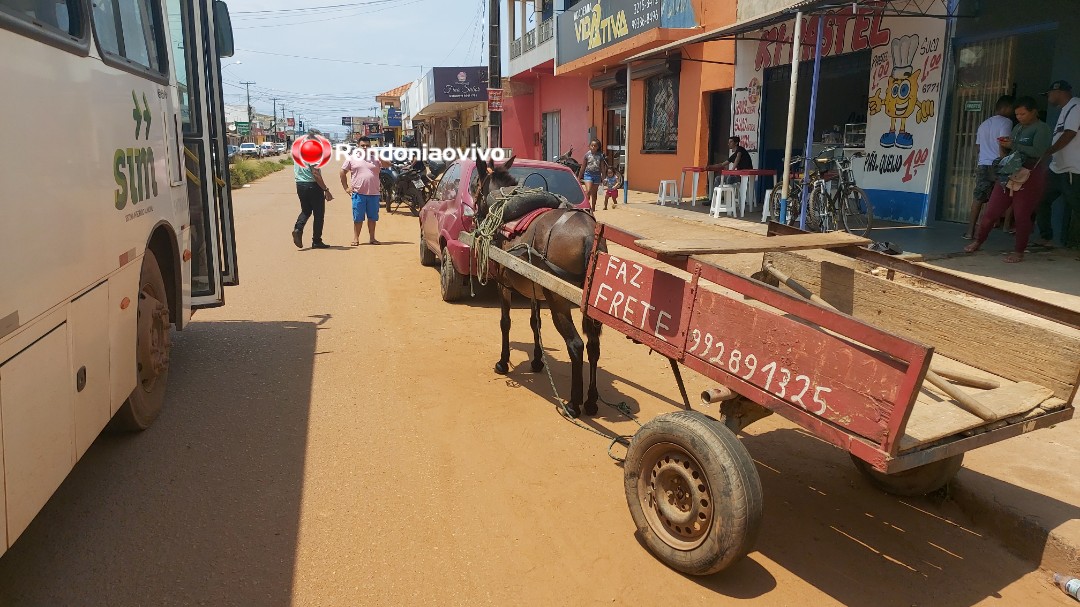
[965,96,1014,240]
[1035,80,1080,249]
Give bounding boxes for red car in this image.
[419,158,589,301]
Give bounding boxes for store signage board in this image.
[430,67,488,103]
[556,0,697,66]
[488,88,504,112]
[965,100,983,112]
[235,121,250,135]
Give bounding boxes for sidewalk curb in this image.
[950,472,1080,573]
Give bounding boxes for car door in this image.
[422,161,460,255]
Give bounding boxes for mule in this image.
[474,157,603,418]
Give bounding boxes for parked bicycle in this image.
[769,147,873,237]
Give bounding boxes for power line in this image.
[232,0,427,29]
[232,0,398,16]
[233,48,423,69]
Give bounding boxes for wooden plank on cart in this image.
[458,232,583,303]
[898,381,1056,451]
[764,249,1080,400]
[635,232,870,256]
[584,250,924,445]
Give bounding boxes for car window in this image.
[466,166,586,205]
[436,163,460,201]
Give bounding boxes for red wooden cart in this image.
[464,221,1080,576]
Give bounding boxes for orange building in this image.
[504,0,739,198]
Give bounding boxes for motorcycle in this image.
[381,161,425,216]
[419,159,448,203]
[553,146,581,176]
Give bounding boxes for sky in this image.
[222,0,515,139]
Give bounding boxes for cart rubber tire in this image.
[624,410,763,576]
[439,245,467,302]
[420,230,438,267]
[112,250,172,432]
[850,453,964,497]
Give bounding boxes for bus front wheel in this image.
[113,249,172,431]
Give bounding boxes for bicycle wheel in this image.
[840,186,874,237]
[800,187,828,232]
[769,185,800,226]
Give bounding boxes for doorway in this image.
[542,111,560,162]
[708,90,733,166]
[605,85,627,171]
[940,30,1056,222]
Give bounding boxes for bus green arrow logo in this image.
[131,91,152,139]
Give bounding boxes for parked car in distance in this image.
[227,145,239,161]
[275,142,286,154]
[260,142,276,156]
[418,158,588,301]
[238,142,259,157]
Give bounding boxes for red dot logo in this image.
[291,134,332,168]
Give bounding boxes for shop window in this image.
[644,73,679,153]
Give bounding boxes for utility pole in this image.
[241,81,256,142]
[487,0,501,149]
[270,97,280,141]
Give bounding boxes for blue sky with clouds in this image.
[222,0,510,139]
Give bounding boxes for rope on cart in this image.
[522,246,636,462]
[469,185,545,296]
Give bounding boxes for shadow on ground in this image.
[0,320,318,607]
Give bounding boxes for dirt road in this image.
[0,169,1071,606]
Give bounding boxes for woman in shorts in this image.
[578,139,608,211]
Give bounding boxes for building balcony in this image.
[508,17,555,76]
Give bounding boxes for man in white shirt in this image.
[965,96,1014,239]
[1035,80,1080,249]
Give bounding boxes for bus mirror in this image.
[214,1,235,58]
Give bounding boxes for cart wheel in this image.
[850,453,964,497]
[624,411,763,576]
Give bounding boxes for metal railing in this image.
[510,38,522,59]
[524,28,536,51]
[539,18,553,43]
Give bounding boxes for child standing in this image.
[602,167,622,210]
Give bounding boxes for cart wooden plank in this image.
[898,381,1055,451]
[458,232,584,303]
[635,232,870,256]
[763,249,1080,400]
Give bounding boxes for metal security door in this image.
[542,111,560,162]
[940,37,1015,222]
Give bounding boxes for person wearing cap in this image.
[1034,80,1080,249]
[292,128,334,250]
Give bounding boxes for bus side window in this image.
[0,0,82,36]
[90,0,164,73]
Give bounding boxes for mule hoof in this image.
[494,361,510,375]
[584,401,599,416]
[531,359,545,373]
[561,402,581,419]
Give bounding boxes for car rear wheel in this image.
[440,245,467,302]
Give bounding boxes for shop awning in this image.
[624,0,946,63]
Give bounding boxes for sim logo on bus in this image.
[291,133,332,168]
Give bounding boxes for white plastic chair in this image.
[760,188,774,222]
[658,180,678,206]
[710,185,738,218]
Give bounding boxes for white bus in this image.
[0,0,237,555]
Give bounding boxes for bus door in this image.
[166,0,236,308]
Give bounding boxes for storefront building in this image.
[638,0,1080,227]
[376,83,411,147]
[401,66,490,149]
[505,0,739,198]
